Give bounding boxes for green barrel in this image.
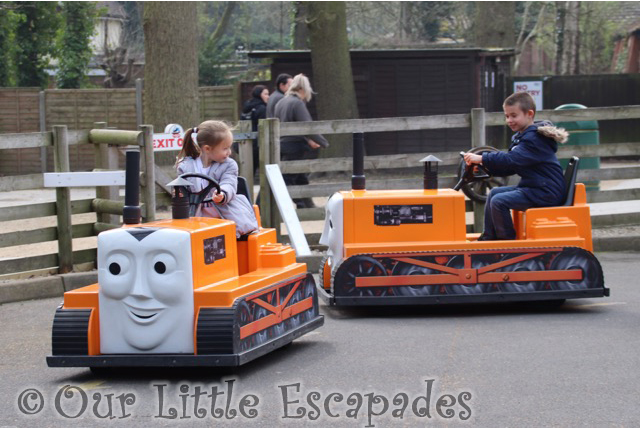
[555,103,600,191]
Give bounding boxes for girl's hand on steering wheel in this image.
[212,191,225,203]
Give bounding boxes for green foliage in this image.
[57,2,99,89]
[14,2,61,88]
[412,2,457,42]
[199,38,235,86]
[197,1,292,84]
[0,6,19,86]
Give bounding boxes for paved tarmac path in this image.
[0,252,638,427]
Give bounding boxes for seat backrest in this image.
[562,156,580,206]
[237,176,252,202]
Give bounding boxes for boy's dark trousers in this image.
[483,186,534,240]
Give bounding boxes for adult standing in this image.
[240,84,269,177]
[266,73,292,118]
[274,74,329,209]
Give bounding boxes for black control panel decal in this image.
[374,205,433,226]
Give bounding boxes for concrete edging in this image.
[0,271,97,305]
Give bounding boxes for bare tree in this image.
[292,1,309,49]
[514,2,549,72]
[561,1,580,75]
[305,1,359,157]
[100,47,135,88]
[207,2,236,47]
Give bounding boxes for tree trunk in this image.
[143,2,199,165]
[474,2,516,48]
[292,1,309,49]
[555,1,580,75]
[555,1,566,74]
[563,1,580,75]
[306,1,359,157]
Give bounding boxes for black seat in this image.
[237,176,252,202]
[562,156,580,206]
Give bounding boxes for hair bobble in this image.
[192,127,198,145]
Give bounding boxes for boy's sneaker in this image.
[477,233,494,241]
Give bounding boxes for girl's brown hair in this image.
[176,120,233,164]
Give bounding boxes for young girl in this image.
[176,120,258,237]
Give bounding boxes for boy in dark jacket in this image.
[464,92,569,240]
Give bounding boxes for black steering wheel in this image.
[453,146,508,203]
[178,173,221,217]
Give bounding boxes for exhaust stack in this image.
[123,150,142,224]
[351,132,365,190]
[420,155,442,190]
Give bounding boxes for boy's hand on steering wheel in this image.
[307,140,321,149]
[464,153,483,166]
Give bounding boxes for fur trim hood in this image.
[534,120,569,144]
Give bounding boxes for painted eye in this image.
[329,219,333,229]
[104,253,130,276]
[148,252,184,304]
[100,251,134,300]
[154,261,166,274]
[109,263,121,275]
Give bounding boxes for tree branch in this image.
[208,2,236,46]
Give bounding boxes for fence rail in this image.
[0,125,156,277]
[0,104,639,278]
[254,105,640,242]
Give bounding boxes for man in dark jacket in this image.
[266,73,292,118]
[464,92,568,240]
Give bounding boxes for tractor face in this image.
[319,193,344,272]
[98,228,194,354]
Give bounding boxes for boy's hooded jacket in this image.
[482,121,569,206]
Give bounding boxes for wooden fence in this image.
[1,105,639,278]
[0,85,237,176]
[249,105,640,246]
[0,125,157,277]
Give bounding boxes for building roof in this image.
[249,48,515,60]
[610,2,640,33]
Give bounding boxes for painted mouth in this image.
[123,303,164,324]
[131,311,157,320]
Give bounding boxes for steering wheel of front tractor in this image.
[453,146,508,203]
[178,173,221,217]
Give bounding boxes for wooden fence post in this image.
[471,108,486,233]
[139,124,156,222]
[53,125,73,273]
[236,120,254,200]
[135,78,143,128]
[39,91,46,173]
[259,118,281,237]
[259,119,272,228]
[93,122,120,225]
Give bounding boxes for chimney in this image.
[166,176,192,219]
[123,150,141,224]
[351,132,365,190]
[420,155,442,190]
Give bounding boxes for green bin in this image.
[555,103,600,191]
